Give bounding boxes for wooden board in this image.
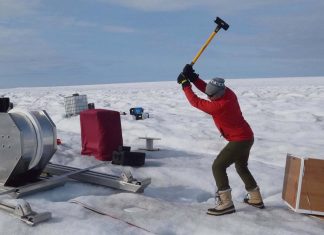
[299,158,324,211]
[282,155,301,209]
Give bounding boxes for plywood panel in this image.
[282,155,301,208]
[299,158,324,211]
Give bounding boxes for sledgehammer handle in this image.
[190,17,229,66]
[191,30,219,66]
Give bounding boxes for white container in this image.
[64,94,88,117]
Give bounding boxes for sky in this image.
[0,0,324,88]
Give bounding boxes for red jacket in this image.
[183,78,253,141]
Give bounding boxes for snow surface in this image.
[0,77,324,234]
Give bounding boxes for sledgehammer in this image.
[190,17,229,66]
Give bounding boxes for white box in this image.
[64,94,88,116]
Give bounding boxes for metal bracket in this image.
[0,198,51,226]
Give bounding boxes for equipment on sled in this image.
[0,109,151,225]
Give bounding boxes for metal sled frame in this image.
[43,163,151,193]
[0,162,151,225]
[0,162,151,198]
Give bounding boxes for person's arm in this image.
[192,77,207,93]
[182,64,207,94]
[182,86,222,115]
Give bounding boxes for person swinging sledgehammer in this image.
[177,64,265,216]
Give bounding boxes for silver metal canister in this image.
[0,109,57,186]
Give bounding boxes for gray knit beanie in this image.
[205,78,225,97]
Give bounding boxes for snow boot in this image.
[207,189,235,216]
[243,186,265,209]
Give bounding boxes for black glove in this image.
[182,64,199,82]
[177,73,191,88]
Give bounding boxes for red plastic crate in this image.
[80,109,123,161]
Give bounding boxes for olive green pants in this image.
[212,139,257,191]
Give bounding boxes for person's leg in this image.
[233,139,264,208]
[209,141,244,215]
[234,139,258,191]
[212,142,238,191]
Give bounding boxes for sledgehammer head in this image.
[215,17,229,31]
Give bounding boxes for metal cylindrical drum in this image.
[29,111,57,169]
[8,112,38,165]
[8,109,57,171]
